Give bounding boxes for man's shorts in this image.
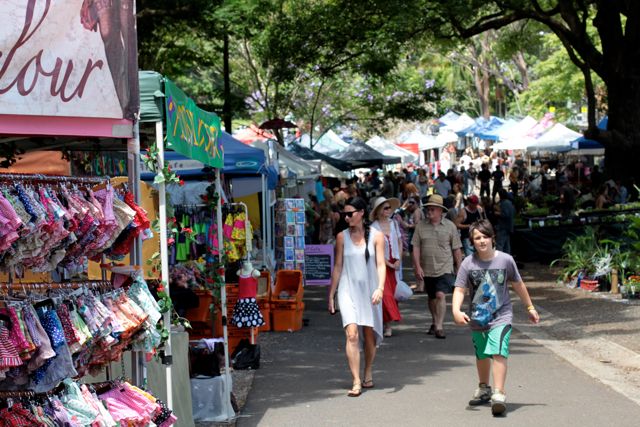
[472,324,512,359]
[423,274,454,299]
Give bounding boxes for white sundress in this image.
[337,228,383,347]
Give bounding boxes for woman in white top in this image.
[329,197,386,397]
[370,197,403,337]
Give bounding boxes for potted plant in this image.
[627,276,640,299]
[551,228,599,287]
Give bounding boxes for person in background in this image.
[615,179,628,204]
[370,197,403,337]
[452,183,464,214]
[381,171,396,198]
[508,167,519,197]
[452,220,539,416]
[417,168,430,199]
[434,171,452,197]
[402,182,419,203]
[303,194,320,244]
[412,194,462,339]
[595,185,611,209]
[328,197,386,397]
[495,189,515,254]
[491,165,504,201]
[396,196,424,292]
[318,201,337,244]
[455,194,485,257]
[478,163,491,199]
[308,194,321,243]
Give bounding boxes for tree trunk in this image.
[602,76,640,181]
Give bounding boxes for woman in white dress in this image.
[328,197,386,397]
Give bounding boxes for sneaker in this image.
[383,326,392,337]
[468,384,492,406]
[491,391,507,416]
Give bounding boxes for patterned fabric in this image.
[0,403,46,427]
[231,298,265,328]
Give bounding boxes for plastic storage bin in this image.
[272,270,304,303]
[271,301,304,332]
[186,290,214,340]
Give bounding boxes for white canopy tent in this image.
[497,116,537,140]
[527,123,582,153]
[298,130,349,154]
[365,135,418,164]
[441,112,475,133]
[438,111,460,126]
[250,140,320,180]
[491,116,538,151]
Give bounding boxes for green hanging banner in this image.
[164,79,223,168]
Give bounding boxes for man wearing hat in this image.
[454,194,486,256]
[412,194,463,339]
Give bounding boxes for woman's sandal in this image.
[347,382,362,397]
[362,379,374,389]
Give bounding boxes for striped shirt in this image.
[412,218,462,277]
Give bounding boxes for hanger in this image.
[33,297,54,311]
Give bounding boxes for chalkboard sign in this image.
[304,245,334,286]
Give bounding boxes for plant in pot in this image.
[551,228,599,287]
[625,276,640,299]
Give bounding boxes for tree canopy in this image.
[135,1,638,177]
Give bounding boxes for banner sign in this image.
[304,244,334,286]
[0,0,139,121]
[164,79,223,168]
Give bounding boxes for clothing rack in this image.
[0,280,111,292]
[0,383,64,399]
[0,173,109,184]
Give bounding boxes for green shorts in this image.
[471,324,512,360]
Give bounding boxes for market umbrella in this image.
[288,142,352,171]
[328,141,401,168]
[259,118,297,130]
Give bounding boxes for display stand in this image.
[275,198,307,273]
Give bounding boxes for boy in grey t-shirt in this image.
[452,220,539,416]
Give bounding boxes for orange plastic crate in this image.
[271,301,305,332]
[185,290,214,330]
[272,270,304,303]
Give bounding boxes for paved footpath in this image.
[237,262,640,426]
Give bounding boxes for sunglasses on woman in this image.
[341,209,362,218]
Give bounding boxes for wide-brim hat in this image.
[370,197,401,221]
[422,194,448,212]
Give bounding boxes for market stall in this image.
[0,3,180,425]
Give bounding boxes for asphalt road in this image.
[238,283,640,426]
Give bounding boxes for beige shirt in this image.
[412,217,462,277]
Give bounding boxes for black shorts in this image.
[423,274,454,299]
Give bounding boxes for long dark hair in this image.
[345,197,371,263]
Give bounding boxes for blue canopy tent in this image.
[477,118,517,141]
[141,131,277,186]
[571,117,607,154]
[456,116,505,138]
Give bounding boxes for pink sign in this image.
[0,0,138,137]
[304,244,334,286]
